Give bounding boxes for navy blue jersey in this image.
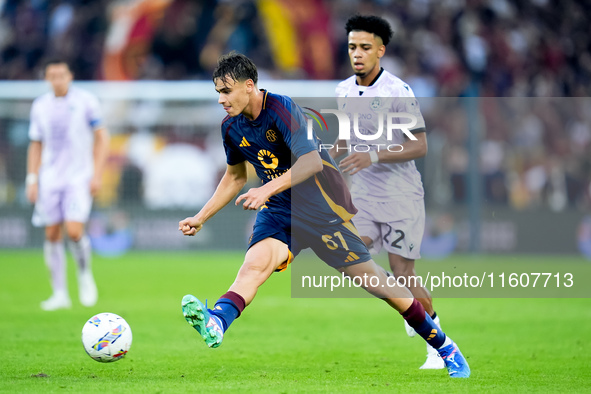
[222,90,356,225]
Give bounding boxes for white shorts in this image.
[352,198,425,260]
[32,182,92,227]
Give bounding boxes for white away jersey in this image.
[29,87,103,188]
[336,70,425,201]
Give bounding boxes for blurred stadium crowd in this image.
[423,97,591,212]
[0,0,590,213]
[2,0,590,95]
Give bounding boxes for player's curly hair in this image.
[213,51,258,85]
[345,15,393,46]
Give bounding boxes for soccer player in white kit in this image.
[330,15,444,369]
[26,60,110,311]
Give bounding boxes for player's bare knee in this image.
[65,222,85,242]
[66,229,83,242]
[46,234,61,242]
[45,225,62,242]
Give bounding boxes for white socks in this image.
[44,240,67,296]
[69,234,92,274]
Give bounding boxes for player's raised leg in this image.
[41,224,71,311]
[182,237,289,348]
[389,253,445,369]
[339,260,469,378]
[66,221,97,307]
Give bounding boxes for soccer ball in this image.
[81,312,132,362]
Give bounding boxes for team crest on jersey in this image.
[370,97,382,110]
[266,129,278,143]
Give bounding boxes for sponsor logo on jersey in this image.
[257,150,278,169]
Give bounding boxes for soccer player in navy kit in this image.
[179,53,469,378]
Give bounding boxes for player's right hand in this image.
[179,216,203,236]
[26,183,38,204]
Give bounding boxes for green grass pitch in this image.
[1,250,590,393]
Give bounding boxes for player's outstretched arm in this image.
[235,150,323,211]
[340,131,427,175]
[179,161,248,236]
[287,150,324,186]
[91,127,110,196]
[25,140,42,203]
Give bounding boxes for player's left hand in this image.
[90,174,102,197]
[339,152,372,175]
[235,186,271,210]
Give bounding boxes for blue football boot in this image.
[438,340,471,378]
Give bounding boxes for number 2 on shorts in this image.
[384,225,405,249]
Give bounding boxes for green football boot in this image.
[182,294,224,348]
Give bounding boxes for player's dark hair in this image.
[213,51,258,86]
[345,15,393,46]
[43,58,71,74]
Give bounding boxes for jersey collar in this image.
[243,89,268,125]
[261,89,269,110]
[355,67,384,87]
[52,87,72,99]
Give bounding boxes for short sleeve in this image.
[267,96,317,159]
[28,101,42,141]
[222,127,245,166]
[395,86,426,131]
[86,93,103,130]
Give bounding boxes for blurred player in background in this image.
[330,15,443,369]
[26,60,110,311]
[179,52,469,378]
